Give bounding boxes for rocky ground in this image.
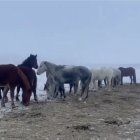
[0,84,140,140]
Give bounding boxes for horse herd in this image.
[0,54,137,108]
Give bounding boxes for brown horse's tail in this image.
[17,67,31,105]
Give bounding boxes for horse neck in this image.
[45,61,58,74]
[19,59,32,68]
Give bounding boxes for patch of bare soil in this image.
[0,84,140,140]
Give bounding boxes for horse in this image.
[0,64,32,108]
[37,61,92,100]
[16,54,38,101]
[118,67,136,85]
[0,54,38,102]
[40,61,77,94]
[90,67,121,91]
[16,66,37,101]
[18,54,38,69]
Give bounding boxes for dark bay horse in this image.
[18,54,38,69]
[118,67,136,85]
[16,54,38,101]
[16,66,37,101]
[0,64,32,108]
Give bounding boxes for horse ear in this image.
[35,54,37,57]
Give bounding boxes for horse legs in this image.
[69,83,73,94]
[60,85,66,99]
[130,76,133,84]
[120,77,123,85]
[10,87,16,108]
[83,83,90,100]
[16,85,20,101]
[93,80,98,91]
[3,87,9,103]
[108,79,112,91]
[80,80,90,101]
[53,84,59,98]
[74,82,78,94]
[32,75,38,102]
[33,88,38,102]
[80,84,86,98]
[1,86,9,107]
[98,80,102,88]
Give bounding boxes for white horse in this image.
[90,67,121,91]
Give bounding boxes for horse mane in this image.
[44,61,58,75]
[18,54,38,69]
[18,56,31,67]
[45,61,57,67]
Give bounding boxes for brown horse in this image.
[0,64,32,108]
[0,54,38,102]
[118,67,136,85]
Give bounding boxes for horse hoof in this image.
[16,98,20,102]
[4,96,8,103]
[1,104,5,107]
[78,97,82,101]
[12,104,16,108]
[84,101,87,104]
[34,98,38,103]
[62,98,65,101]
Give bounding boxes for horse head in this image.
[20,54,38,69]
[29,54,38,69]
[37,61,56,75]
[37,61,47,75]
[17,67,32,106]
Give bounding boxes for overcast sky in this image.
[0,1,140,66]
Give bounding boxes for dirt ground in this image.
[0,84,140,140]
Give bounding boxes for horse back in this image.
[0,64,19,85]
[119,67,135,76]
[56,66,91,83]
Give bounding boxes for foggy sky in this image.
[0,1,140,66]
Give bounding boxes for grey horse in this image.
[37,61,91,100]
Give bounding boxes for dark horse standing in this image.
[0,54,38,102]
[17,54,38,101]
[118,67,136,85]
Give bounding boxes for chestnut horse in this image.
[0,64,32,108]
[0,54,38,102]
